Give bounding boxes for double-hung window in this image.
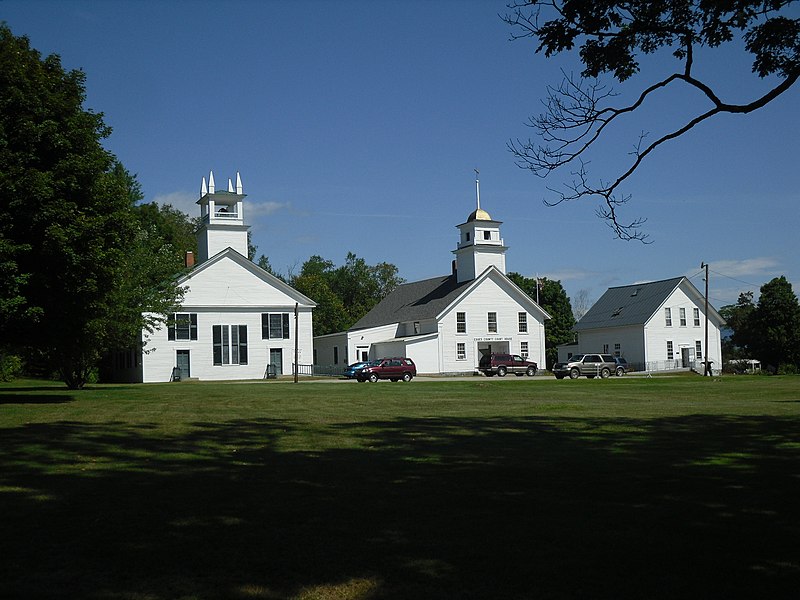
[520,341,529,359]
[679,308,687,326]
[262,313,290,339]
[456,312,466,334]
[665,308,672,327]
[693,308,700,327]
[213,325,248,365]
[518,312,528,333]
[666,340,674,360]
[695,340,703,360]
[456,343,466,361]
[168,313,198,341]
[488,312,497,334]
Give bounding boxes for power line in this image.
[709,269,761,289]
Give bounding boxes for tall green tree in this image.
[134,200,199,269]
[751,276,800,371]
[0,25,182,388]
[504,1,799,240]
[508,273,575,369]
[719,291,756,360]
[291,252,404,336]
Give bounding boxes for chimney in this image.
[185,251,195,268]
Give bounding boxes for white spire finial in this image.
[201,176,207,196]
[227,178,234,193]
[208,171,215,194]
[235,172,243,194]
[474,168,481,211]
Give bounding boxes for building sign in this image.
[474,337,513,342]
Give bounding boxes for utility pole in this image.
[700,262,711,376]
[294,302,299,383]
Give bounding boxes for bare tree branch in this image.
[503,0,800,241]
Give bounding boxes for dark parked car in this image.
[343,361,370,379]
[553,354,617,379]
[356,357,417,383]
[479,353,538,377]
[614,357,630,376]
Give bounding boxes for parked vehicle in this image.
[356,357,417,383]
[614,357,630,377]
[343,361,370,379]
[479,353,538,377]
[553,354,617,379]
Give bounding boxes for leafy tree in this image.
[255,254,287,282]
[504,1,800,240]
[0,25,183,388]
[290,253,404,336]
[508,273,575,368]
[719,291,756,359]
[750,276,800,370]
[134,200,199,270]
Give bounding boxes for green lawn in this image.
[1,376,799,599]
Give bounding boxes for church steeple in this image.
[196,170,250,262]
[452,173,507,283]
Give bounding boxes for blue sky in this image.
[4,0,798,310]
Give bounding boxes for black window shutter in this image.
[190,314,198,340]
[239,325,248,364]
[261,313,268,339]
[282,313,290,339]
[168,313,176,340]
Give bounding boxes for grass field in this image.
[1,375,799,599]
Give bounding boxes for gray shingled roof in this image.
[574,277,685,331]
[350,274,471,331]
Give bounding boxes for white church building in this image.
[314,181,550,374]
[111,172,315,383]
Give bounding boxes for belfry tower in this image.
[452,173,507,283]
[196,171,250,262]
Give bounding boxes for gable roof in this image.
[178,247,316,307]
[574,276,722,331]
[350,266,550,331]
[350,274,470,330]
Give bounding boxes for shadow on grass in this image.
[0,394,75,404]
[1,415,799,599]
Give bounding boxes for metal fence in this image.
[292,363,342,377]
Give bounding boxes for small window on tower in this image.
[484,231,491,240]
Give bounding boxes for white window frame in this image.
[679,307,687,327]
[456,342,466,361]
[520,341,529,359]
[456,312,466,334]
[667,340,674,360]
[665,307,672,327]
[518,312,528,333]
[695,340,703,360]
[693,308,701,327]
[488,312,497,334]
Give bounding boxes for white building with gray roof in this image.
[314,186,550,375]
[564,276,725,373]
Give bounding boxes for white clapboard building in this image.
[314,182,550,374]
[112,172,315,382]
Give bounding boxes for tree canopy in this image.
[0,25,184,388]
[291,252,405,336]
[719,276,800,372]
[504,0,800,240]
